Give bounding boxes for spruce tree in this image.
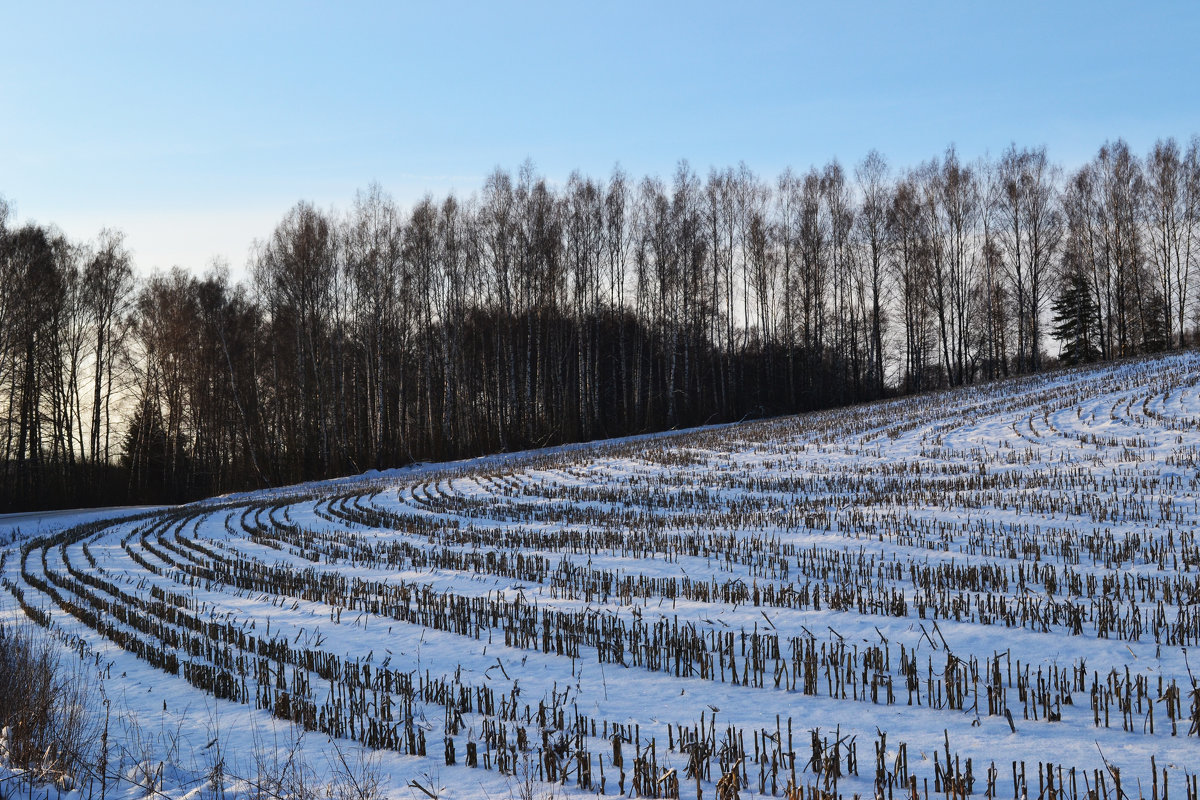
[1052,271,1100,364]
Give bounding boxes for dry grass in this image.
[0,623,97,786]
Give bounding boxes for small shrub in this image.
[0,624,96,784]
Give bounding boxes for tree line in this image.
[1,136,1197,509]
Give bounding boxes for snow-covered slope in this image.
[5,353,1200,800]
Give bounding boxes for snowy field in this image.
[5,353,1200,800]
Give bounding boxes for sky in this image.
[2,1,1199,279]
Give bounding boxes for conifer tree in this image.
[1052,271,1100,364]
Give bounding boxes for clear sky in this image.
[3,1,1198,278]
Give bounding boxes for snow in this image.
[4,352,1200,800]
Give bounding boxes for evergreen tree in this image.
[1052,271,1100,364]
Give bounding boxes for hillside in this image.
[4,352,1200,800]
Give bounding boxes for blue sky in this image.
[2,1,1198,277]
